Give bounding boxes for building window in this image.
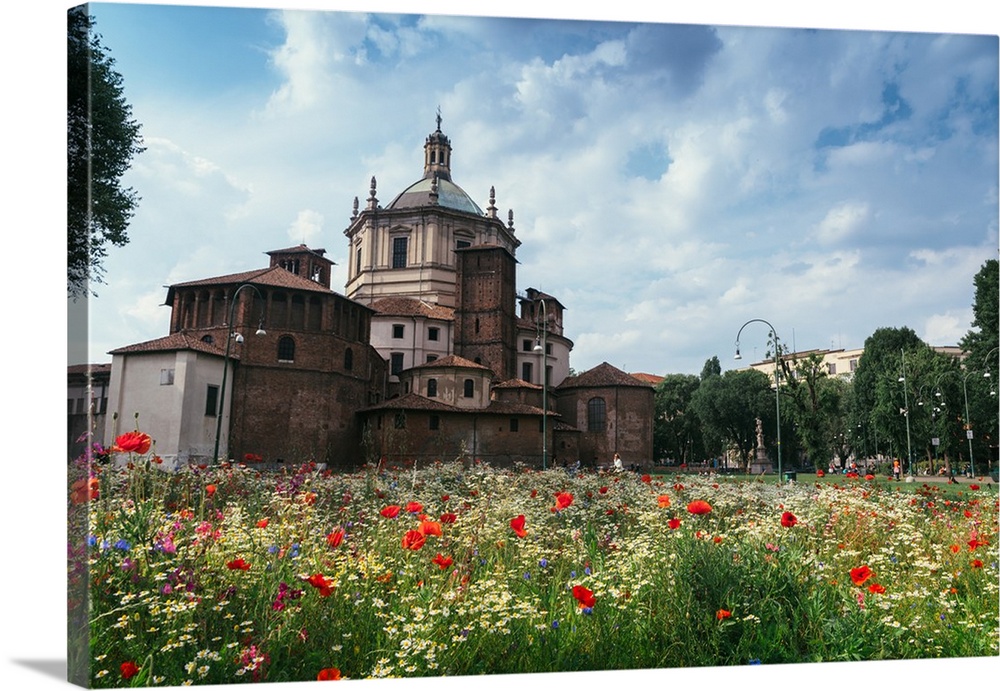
[394,412,406,429]
[463,379,474,398]
[850,359,858,372]
[160,368,174,385]
[278,336,295,362]
[456,240,471,250]
[344,348,353,371]
[522,361,533,382]
[827,363,837,375]
[355,247,362,275]
[392,324,405,339]
[390,352,404,376]
[205,384,219,417]
[587,397,606,432]
[426,354,438,362]
[509,418,519,432]
[428,327,440,341]
[429,415,440,430]
[392,237,408,269]
[201,334,214,344]
[427,378,438,397]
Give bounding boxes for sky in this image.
[3,2,998,691]
[63,1,998,378]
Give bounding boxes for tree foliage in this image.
[68,7,144,297]
[690,368,774,470]
[653,374,704,464]
[960,259,999,372]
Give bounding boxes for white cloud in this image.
[287,209,325,245]
[813,202,870,245]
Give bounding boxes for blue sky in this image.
[63,1,998,379]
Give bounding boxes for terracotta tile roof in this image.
[266,244,329,258]
[556,361,655,390]
[492,378,542,390]
[630,372,664,386]
[167,266,353,298]
[371,297,455,320]
[482,400,551,416]
[108,332,230,358]
[360,393,463,413]
[409,354,493,372]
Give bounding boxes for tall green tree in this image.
[690,368,774,471]
[960,259,999,372]
[780,352,846,468]
[653,374,704,465]
[68,7,144,297]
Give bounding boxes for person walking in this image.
[892,459,901,481]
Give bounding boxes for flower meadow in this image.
[69,440,999,687]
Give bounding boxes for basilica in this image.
[102,119,654,470]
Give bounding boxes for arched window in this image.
[427,378,438,397]
[344,347,353,371]
[587,397,606,432]
[277,336,295,362]
[463,379,474,398]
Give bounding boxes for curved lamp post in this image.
[734,319,782,482]
[212,283,266,463]
[934,368,983,478]
[532,298,548,470]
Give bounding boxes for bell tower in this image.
[423,110,452,182]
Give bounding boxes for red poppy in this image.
[307,573,335,597]
[510,514,528,538]
[850,565,873,586]
[970,484,980,490]
[867,583,886,594]
[572,585,596,609]
[206,485,217,497]
[816,469,825,477]
[256,518,269,529]
[401,530,426,551]
[971,559,984,568]
[302,491,317,505]
[780,511,797,528]
[70,477,100,505]
[657,495,672,508]
[686,500,713,515]
[326,529,345,549]
[950,544,961,553]
[120,661,140,679]
[317,667,341,680]
[716,609,732,620]
[114,431,152,455]
[530,489,538,498]
[380,505,401,519]
[441,494,450,501]
[641,474,652,483]
[405,501,424,513]
[599,486,609,494]
[226,558,251,571]
[432,553,453,570]
[668,517,681,530]
[554,492,574,510]
[440,512,457,524]
[673,483,685,491]
[418,520,442,537]
[968,537,989,550]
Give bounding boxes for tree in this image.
[700,356,721,380]
[68,7,144,297]
[653,374,704,465]
[690,368,774,471]
[779,352,844,468]
[960,259,999,371]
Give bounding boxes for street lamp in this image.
[935,368,983,478]
[734,318,782,482]
[212,283,266,463]
[898,348,914,477]
[532,298,548,470]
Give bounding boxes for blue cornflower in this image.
[87,535,97,547]
[584,566,591,575]
[749,659,762,665]
[523,572,531,580]
[581,607,593,615]
[551,620,559,629]
[113,539,130,551]
[539,558,548,568]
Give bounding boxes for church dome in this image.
[385,114,484,216]
[386,177,484,215]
